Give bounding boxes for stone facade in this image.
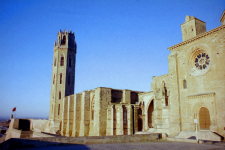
[61,88,142,136]
[49,11,225,138]
[139,12,225,137]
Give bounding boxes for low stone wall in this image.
[0,134,160,150]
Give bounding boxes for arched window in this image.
[58,104,60,116]
[53,74,55,84]
[69,55,72,67]
[68,74,70,85]
[60,56,64,66]
[62,35,66,45]
[54,58,57,66]
[123,106,127,125]
[183,80,187,89]
[60,73,62,84]
[59,91,61,99]
[162,81,168,106]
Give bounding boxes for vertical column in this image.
[106,105,114,135]
[84,91,90,136]
[66,96,70,136]
[134,106,139,134]
[115,105,123,135]
[122,90,131,103]
[79,92,85,136]
[72,94,77,137]
[126,105,133,135]
[61,98,65,136]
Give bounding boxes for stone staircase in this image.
[167,130,224,143]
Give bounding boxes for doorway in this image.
[138,118,142,131]
[199,107,210,130]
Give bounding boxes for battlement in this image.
[54,29,76,51]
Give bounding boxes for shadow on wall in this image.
[0,138,89,150]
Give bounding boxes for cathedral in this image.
[48,11,225,139]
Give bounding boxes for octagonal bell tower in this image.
[49,29,77,132]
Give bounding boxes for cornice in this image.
[187,92,215,99]
[168,25,225,51]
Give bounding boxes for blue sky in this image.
[0,0,224,118]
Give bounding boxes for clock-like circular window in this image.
[188,46,211,76]
[194,53,210,70]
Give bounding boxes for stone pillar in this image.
[79,91,90,136]
[72,94,77,137]
[75,93,82,136]
[115,105,123,135]
[106,105,114,135]
[61,97,65,136]
[66,96,70,136]
[122,90,131,103]
[134,106,139,134]
[83,91,90,136]
[126,105,133,135]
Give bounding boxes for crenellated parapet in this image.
[54,29,77,52]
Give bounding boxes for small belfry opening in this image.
[62,35,66,45]
[199,107,210,130]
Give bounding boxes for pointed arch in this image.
[60,55,64,66]
[60,73,62,84]
[62,35,66,45]
[148,99,154,128]
[58,104,60,116]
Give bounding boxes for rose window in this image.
[194,53,210,70]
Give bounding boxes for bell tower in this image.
[181,15,206,41]
[49,29,77,132]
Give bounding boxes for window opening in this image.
[62,36,66,45]
[60,56,64,66]
[92,111,94,120]
[60,73,62,84]
[53,75,55,84]
[183,80,187,89]
[54,58,57,66]
[58,104,60,116]
[59,91,61,99]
